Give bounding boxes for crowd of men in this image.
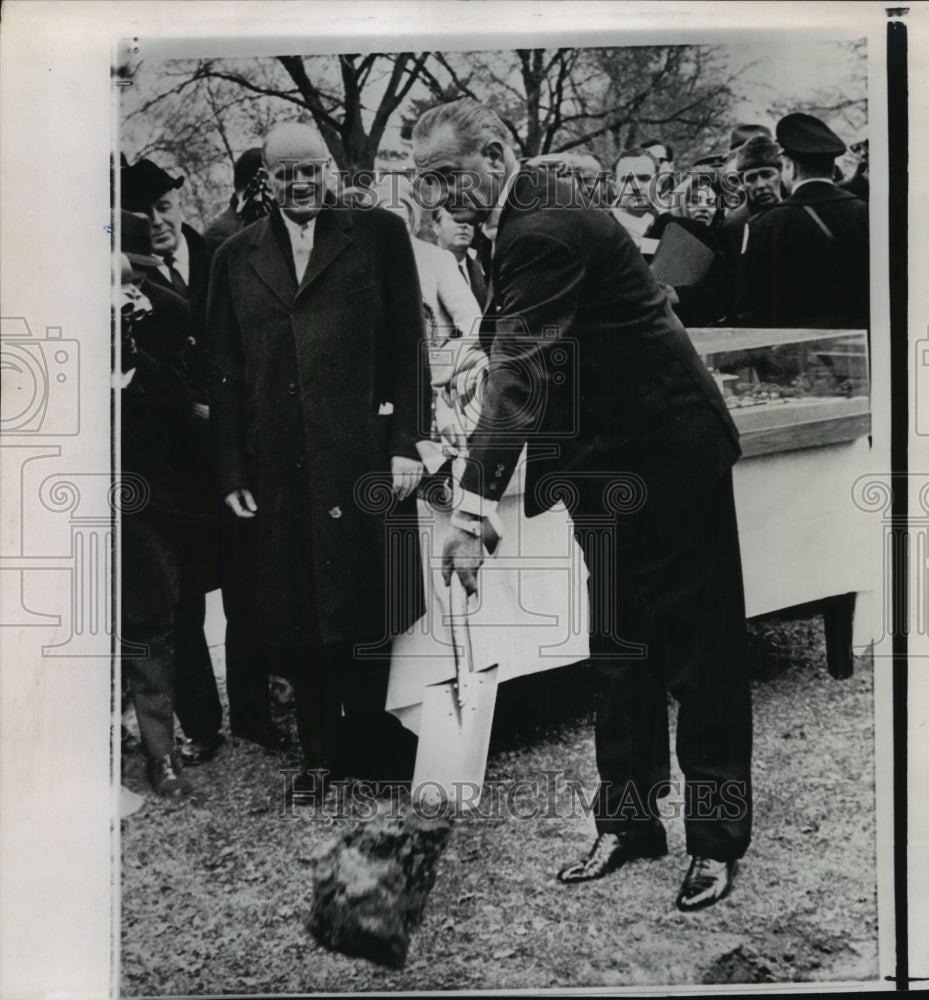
[119,100,868,912]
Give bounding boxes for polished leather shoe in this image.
[557,825,668,884]
[232,722,292,752]
[147,753,192,799]
[175,734,223,766]
[675,856,735,911]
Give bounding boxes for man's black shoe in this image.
[232,722,292,752]
[675,856,735,911]
[175,734,223,766]
[557,825,668,884]
[147,753,192,799]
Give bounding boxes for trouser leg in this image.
[331,638,391,717]
[220,516,272,733]
[576,511,671,834]
[290,636,340,765]
[667,474,751,860]
[576,469,751,857]
[122,609,176,761]
[173,584,222,741]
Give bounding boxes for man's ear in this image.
[483,139,506,171]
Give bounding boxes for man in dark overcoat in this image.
[119,238,199,799]
[124,157,292,758]
[413,98,751,911]
[209,122,429,786]
[734,112,869,329]
[122,158,226,764]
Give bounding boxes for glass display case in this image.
[688,327,870,458]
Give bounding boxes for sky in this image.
[722,37,865,135]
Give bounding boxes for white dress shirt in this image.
[157,231,190,286]
[280,212,317,281]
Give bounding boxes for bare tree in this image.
[404,45,741,169]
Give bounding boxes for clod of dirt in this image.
[307,810,452,968]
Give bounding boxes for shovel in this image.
[412,524,501,813]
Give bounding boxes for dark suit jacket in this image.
[462,169,740,518]
[734,180,869,328]
[463,253,488,308]
[204,203,242,253]
[209,202,429,646]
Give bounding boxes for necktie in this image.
[475,230,494,278]
[292,224,314,282]
[163,254,188,297]
[458,259,471,289]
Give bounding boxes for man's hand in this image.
[225,488,257,518]
[191,402,210,423]
[391,455,423,502]
[442,527,484,597]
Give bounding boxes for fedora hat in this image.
[121,157,184,212]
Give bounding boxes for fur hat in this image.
[736,136,782,172]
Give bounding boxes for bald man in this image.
[208,123,430,792]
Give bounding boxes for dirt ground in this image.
[120,606,880,995]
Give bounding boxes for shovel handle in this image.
[450,574,474,708]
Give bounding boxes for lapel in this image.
[247,211,297,308]
[295,203,353,300]
[248,203,354,306]
[183,224,212,292]
[142,264,172,295]
[483,169,537,313]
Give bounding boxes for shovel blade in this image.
[412,667,499,811]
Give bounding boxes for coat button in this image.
[288,382,298,395]
[295,457,305,470]
[329,506,342,519]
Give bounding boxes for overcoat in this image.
[140,223,221,593]
[121,280,204,622]
[734,180,869,329]
[209,201,429,647]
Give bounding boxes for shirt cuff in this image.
[455,486,499,519]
